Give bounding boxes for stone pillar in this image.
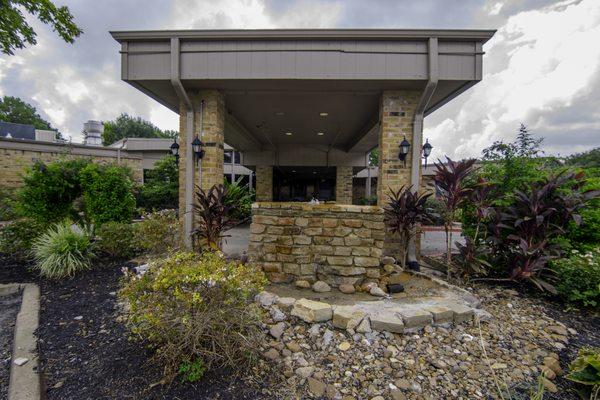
[197,90,225,191]
[177,101,191,236]
[335,166,353,205]
[255,165,273,201]
[377,90,421,257]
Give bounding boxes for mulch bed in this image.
[0,254,274,400]
[0,290,22,399]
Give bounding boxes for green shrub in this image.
[0,188,17,221]
[136,155,178,211]
[96,222,138,259]
[562,171,600,251]
[120,252,267,382]
[17,159,89,225]
[565,347,600,398]
[31,221,95,279]
[79,163,136,225]
[134,209,179,255]
[0,218,44,258]
[224,177,254,220]
[552,248,600,307]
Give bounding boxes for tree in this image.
[102,113,178,145]
[566,147,600,168]
[137,155,179,211]
[0,96,53,130]
[369,148,379,166]
[1,0,82,55]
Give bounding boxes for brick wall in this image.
[335,166,353,204]
[248,202,385,287]
[256,165,273,201]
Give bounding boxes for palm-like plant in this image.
[223,177,255,221]
[384,185,432,268]
[192,184,238,251]
[433,157,477,277]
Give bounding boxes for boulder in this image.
[338,283,356,294]
[370,286,387,297]
[332,306,365,330]
[295,280,311,289]
[370,312,404,333]
[381,256,396,265]
[312,280,331,293]
[291,298,333,322]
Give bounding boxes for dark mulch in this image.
[0,255,275,400]
[0,291,22,399]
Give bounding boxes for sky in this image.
[0,0,599,160]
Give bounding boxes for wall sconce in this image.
[169,138,180,165]
[191,136,204,159]
[422,139,433,168]
[398,136,411,166]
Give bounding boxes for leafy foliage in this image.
[552,248,600,307]
[369,148,379,166]
[223,177,254,221]
[0,188,17,221]
[102,113,177,146]
[566,147,600,169]
[384,185,432,268]
[31,220,94,279]
[454,237,491,277]
[137,155,179,211]
[79,163,136,225]
[17,158,89,225]
[95,222,138,259]
[0,218,43,258]
[565,347,600,398]
[0,0,82,55]
[0,95,54,130]
[134,209,179,255]
[192,184,238,251]
[120,252,266,382]
[561,168,600,252]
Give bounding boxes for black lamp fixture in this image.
[422,138,433,168]
[169,138,180,164]
[398,136,411,166]
[191,136,204,159]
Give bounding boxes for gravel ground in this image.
[0,291,22,399]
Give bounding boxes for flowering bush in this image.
[120,252,267,381]
[552,248,600,307]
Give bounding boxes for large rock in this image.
[370,286,387,297]
[308,377,327,397]
[370,312,404,333]
[312,280,332,293]
[269,322,286,339]
[338,283,356,294]
[295,280,311,289]
[447,303,475,323]
[398,309,433,330]
[257,291,278,307]
[424,306,454,325]
[291,298,333,322]
[381,256,396,265]
[332,306,365,330]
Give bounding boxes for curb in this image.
[5,283,41,400]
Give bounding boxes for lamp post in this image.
[191,136,204,160]
[170,138,180,165]
[398,136,411,167]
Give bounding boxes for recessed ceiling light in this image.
[313,171,317,174]
[319,112,328,117]
[285,132,293,136]
[275,112,285,116]
[317,132,325,136]
[292,170,296,173]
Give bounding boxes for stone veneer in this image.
[255,165,273,202]
[248,202,385,287]
[335,166,353,205]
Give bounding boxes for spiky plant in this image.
[384,185,432,268]
[433,157,477,277]
[192,184,238,251]
[32,220,95,279]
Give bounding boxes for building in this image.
[111,28,495,278]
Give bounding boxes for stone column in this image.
[335,166,353,204]
[255,165,273,201]
[197,90,225,192]
[177,101,191,238]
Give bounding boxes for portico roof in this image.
[111,29,494,156]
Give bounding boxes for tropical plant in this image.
[384,185,432,268]
[433,157,477,277]
[552,248,600,307]
[469,177,496,243]
[224,177,254,221]
[95,222,138,259]
[31,220,95,279]
[192,184,238,251]
[134,209,179,255]
[120,252,267,382]
[454,237,492,277]
[136,155,179,211]
[565,347,600,399]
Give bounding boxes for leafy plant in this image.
[565,347,600,399]
[120,252,267,382]
[0,218,43,258]
[134,209,179,255]
[136,155,179,211]
[224,177,254,221]
[79,163,136,225]
[179,359,207,382]
[102,113,177,146]
[552,248,600,307]
[454,237,491,277]
[31,220,95,279]
[433,157,477,277]
[96,222,138,259]
[192,184,238,251]
[0,188,18,221]
[384,185,432,268]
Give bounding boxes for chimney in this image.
[83,120,103,146]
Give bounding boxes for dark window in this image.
[234,151,241,164]
[224,150,233,163]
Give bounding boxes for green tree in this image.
[369,148,379,166]
[0,96,53,130]
[1,0,82,55]
[137,155,179,210]
[102,113,178,145]
[566,147,600,168]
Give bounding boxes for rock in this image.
[547,325,568,336]
[474,308,493,322]
[286,341,302,353]
[424,306,454,325]
[491,363,507,370]
[370,312,404,333]
[361,281,377,292]
[295,366,314,378]
[338,283,356,294]
[356,317,372,333]
[383,264,396,273]
[394,378,410,390]
[390,390,406,400]
[269,322,286,339]
[270,306,286,322]
[541,377,558,393]
[263,348,280,361]
[543,357,563,375]
[338,341,351,351]
[370,286,387,297]
[295,280,311,289]
[276,297,296,311]
[257,291,277,307]
[333,306,365,330]
[74,316,83,321]
[291,298,333,322]
[540,365,556,380]
[447,303,474,323]
[308,377,327,397]
[312,280,332,292]
[371,396,385,400]
[52,381,64,389]
[13,357,29,366]
[322,329,334,347]
[398,309,432,330]
[381,256,396,265]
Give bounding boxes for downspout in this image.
[170,37,195,249]
[407,37,438,269]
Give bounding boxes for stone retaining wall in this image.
[248,202,385,286]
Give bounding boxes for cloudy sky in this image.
[1,0,599,160]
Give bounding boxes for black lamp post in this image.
[398,136,411,166]
[191,136,204,159]
[169,138,180,165]
[422,138,433,168]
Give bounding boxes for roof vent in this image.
[83,120,103,146]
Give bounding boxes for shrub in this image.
[0,188,17,221]
[79,163,136,225]
[0,218,44,258]
[565,347,600,398]
[17,159,89,225]
[224,177,254,221]
[96,222,138,259]
[136,155,178,211]
[134,209,179,255]
[120,252,267,382]
[193,184,237,251]
[552,248,600,307]
[31,221,95,279]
